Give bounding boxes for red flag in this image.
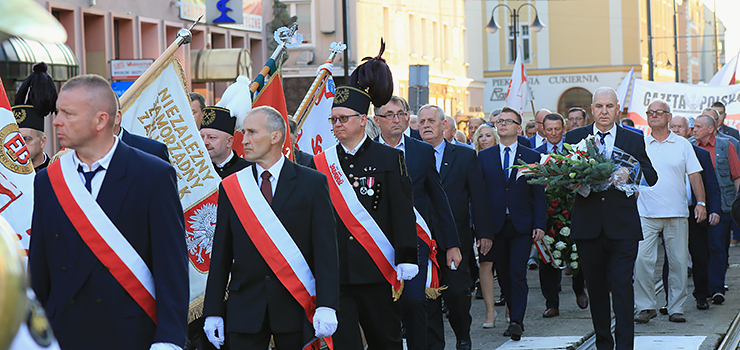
[248,73,292,159]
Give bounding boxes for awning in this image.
[191,48,252,82]
[0,37,78,81]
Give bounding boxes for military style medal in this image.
[366,177,375,196]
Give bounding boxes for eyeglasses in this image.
[496,119,521,126]
[645,109,670,117]
[377,111,409,119]
[328,114,362,124]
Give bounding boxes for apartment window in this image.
[521,25,531,62]
[433,21,439,59]
[444,24,450,61]
[383,7,390,42]
[285,0,312,44]
[508,25,531,63]
[421,17,428,57]
[409,14,416,54]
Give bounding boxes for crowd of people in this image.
[15,42,740,350]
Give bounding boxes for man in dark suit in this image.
[564,87,657,350]
[713,101,740,141]
[418,104,494,350]
[527,109,551,149]
[534,113,588,317]
[113,111,169,163]
[375,96,459,350]
[288,118,314,167]
[488,111,530,148]
[203,106,339,349]
[668,115,721,311]
[479,106,546,341]
[29,74,188,350]
[200,106,251,179]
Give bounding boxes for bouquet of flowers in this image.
[514,135,641,198]
[540,187,580,273]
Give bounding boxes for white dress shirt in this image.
[378,134,406,154]
[341,135,368,155]
[71,137,119,200]
[593,123,617,157]
[534,133,547,148]
[255,155,286,197]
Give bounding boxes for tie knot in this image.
[77,164,103,176]
[261,171,271,181]
[597,131,608,138]
[504,146,511,152]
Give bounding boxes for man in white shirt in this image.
[634,100,706,324]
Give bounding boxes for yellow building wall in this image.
[547,1,611,68]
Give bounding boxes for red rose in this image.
[562,210,570,218]
[556,220,564,229]
[548,229,556,237]
[550,199,560,207]
[547,208,556,216]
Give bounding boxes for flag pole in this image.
[250,23,302,95]
[295,42,346,129]
[119,15,201,107]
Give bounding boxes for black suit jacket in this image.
[120,128,169,163]
[409,128,422,140]
[313,138,417,285]
[293,149,314,167]
[400,135,458,250]
[563,123,658,240]
[30,142,188,350]
[720,124,740,142]
[204,160,339,337]
[438,141,494,247]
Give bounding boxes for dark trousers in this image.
[576,235,638,350]
[400,238,429,350]
[188,316,229,350]
[709,212,732,295]
[333,283,402,350]
[538,259,585,309]
[427,242,474,350]
[226,313,302,350]
[493,218,531,326]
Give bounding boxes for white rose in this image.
[570,261,579,269]
[570,253,579,260]
[572,244,578,252]
[560,227,571,237]
[554,259,563,266]
[552,250,562,258]
[555,241,567,250]
[544,236,555,245]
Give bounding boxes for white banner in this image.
[121,57,220,319]
[296,72,337,155]
[0,79,33,258]
[627,79,740,133]
[505,44,532,115]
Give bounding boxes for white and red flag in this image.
[0,77,34,257]
[296,68,336,155]
[120,56,220,321]
[615,67,634,109]
[708,52,739,86]
[505,44,532,115]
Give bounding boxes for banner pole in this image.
[295,42,346,129]
[119,16,200,107]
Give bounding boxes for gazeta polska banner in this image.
[627,79,740,133]
[120,56,220,320]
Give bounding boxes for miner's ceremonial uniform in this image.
[201,106,251,179]
[12,105,50,172]
[214,150,251,179]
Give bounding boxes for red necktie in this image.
[260,171,272,205]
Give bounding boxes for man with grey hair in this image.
[419,104,493,350]
[564,87,657,350]
[467,117,485,144]
[30,74,189,350]
[634,100,706,324]
[373,96,422,140]
[528,108,552,148]
[487,108,502,124]
[203,105,340,349]
[691,114,740,306]
[444,116,472,148]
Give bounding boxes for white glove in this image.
[313,307,338,338]
[396,263,419,281]
[317,62,334,75]
[148,343,182,350]
[203,316,225,349]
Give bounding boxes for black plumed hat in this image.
[200,106,235,135]
[333,39,394,114]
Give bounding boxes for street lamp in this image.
[486,3,545,48]
[655,52,673,68]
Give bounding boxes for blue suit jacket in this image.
[478,143,546,235]
[120,128,170,163]
[30,141,188,350]
[693,145,721,215]
[378,135,459,250]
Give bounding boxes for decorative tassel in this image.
[425,285,449,300]
[392,280,405,301]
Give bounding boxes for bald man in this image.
[528,109,551,148]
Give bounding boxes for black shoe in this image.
[494,296,506,306]
[456,340,472,350]
[713,292,725,304]
[696,298,709,310]
[659,307,668,315]
[507,322,523,341]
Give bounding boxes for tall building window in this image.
[284,0,312,44]
[521,25,531,62]
[409,14,416,55]
[508,25,531,63]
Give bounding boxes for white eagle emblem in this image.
[186,203,217,264]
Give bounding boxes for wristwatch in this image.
[696,202,706,207]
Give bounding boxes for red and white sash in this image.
[314,146,402,293]
[221,168,332,349]
[47,153,157,323]
[414,208,440,289]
